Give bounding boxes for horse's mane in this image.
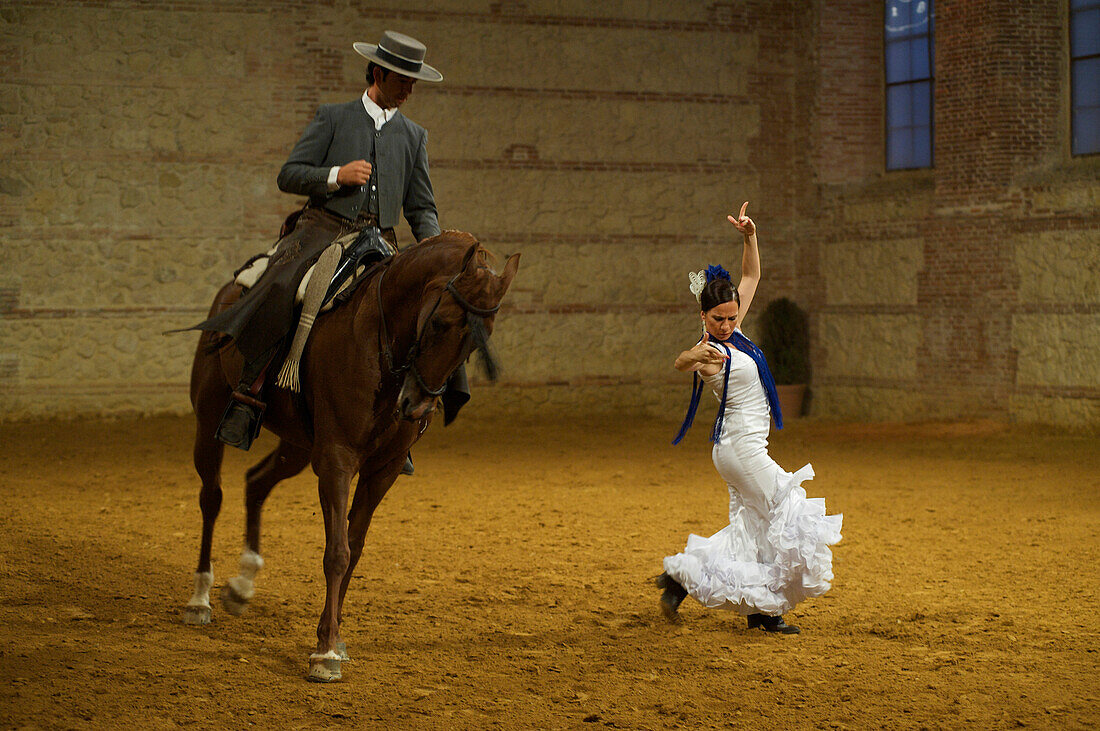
[402,230,500,274]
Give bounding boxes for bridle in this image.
[376,262,500,397]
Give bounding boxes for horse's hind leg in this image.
[220,439,311,617]
[183,292,241,625]
[183,417,225,625]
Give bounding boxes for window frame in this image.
[884,0,936,171]
[1070,0,1100,156]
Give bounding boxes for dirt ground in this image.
[0,412,1097,729]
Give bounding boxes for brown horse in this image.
[181,231,519,682]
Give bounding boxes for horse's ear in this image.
[460,243,479,275]
[498,253,520,293]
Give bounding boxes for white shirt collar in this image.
[361,90,396,130]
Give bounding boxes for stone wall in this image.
[2,0,1096,429]
[809,0,1100,429]
[1,0,809,422]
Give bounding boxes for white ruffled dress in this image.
[663,334,843,616]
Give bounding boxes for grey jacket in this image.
[277,99,441,242]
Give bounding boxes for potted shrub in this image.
[758,297,811,420]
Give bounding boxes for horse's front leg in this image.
[307,449,357,683]
[331,452,407,660]
[220,440,311,617]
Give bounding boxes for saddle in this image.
[212,224,396,448]
[258,226,396,391]
[233,226,394,314]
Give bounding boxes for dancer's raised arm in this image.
[728,201,759,328]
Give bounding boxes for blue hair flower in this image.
[704,264,731,283]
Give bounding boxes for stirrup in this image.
[216,394,265,450]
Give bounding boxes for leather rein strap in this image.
[445,280,501,318]
[376,264,500,397]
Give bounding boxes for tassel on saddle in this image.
[276,226,396,392]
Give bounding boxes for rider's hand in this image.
[727,201,756,237]
[337,160,372,186]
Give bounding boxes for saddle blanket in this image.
[234,231,362,313]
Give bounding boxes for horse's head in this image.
[396,240,520,422]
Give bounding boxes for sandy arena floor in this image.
[0,413,1097,729]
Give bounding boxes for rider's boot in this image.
[216,391,265,450]
[216,352,275,451]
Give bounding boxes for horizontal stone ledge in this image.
[820,304,920,315]
[471,232,742,247]
[1,228,775,247]
[0,377,687,393]
[1014,303,1100,315]
[432,159,736,174]
[11,1,755,32]
[816,376,920,389]
[1,303,692,320]
[4,151,741,174]
[434,85,749,105]
[1015,215,1100,231]
[933,202,1014,216]
[1014,385,1100,400]
[0,225,287,239]
[824,305,1085,319]
[814,381,1100,403]
[503,304,686,315]
[297,6,752,33]
[1,306,208,320]
[818,216,1100,239]
[12,78,752,106]
[0,382,188,395]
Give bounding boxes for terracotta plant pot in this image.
[776,384,807,420]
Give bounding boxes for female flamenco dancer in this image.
[656,202,842,635]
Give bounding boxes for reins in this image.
[375,258,501,397]
[445,279,501,317]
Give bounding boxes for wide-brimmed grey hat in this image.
[353,31,443,83]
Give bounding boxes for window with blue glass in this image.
[885,0,934,170]
[1071,0,1100,155]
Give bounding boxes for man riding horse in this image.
[190,31,467,461]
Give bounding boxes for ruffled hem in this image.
[663,464,843,616]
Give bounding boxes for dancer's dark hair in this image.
[700,278,739,312]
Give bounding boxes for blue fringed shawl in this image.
[671,330,783,445]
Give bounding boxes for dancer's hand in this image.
[727,201,756,237]
[675,333,727,372]
[687,333,728,366]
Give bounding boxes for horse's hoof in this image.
[307,657,343,683]
[335,642,349,661]
[182,604,212,625]
[219,584,249,616]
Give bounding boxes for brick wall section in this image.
[812,0,884,183]
[811,0,1100,428]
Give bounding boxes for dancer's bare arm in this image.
[674,333,728,376]
[728,201,760,328]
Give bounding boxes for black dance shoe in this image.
[655,573,688,622]
[748,613,800,634]
[401,453,414,475]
